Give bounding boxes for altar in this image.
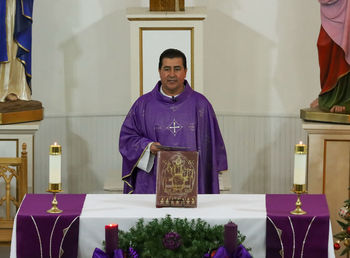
[10,194,335,258]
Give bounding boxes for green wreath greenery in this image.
[334,196,350,255]
[118,215,251,258]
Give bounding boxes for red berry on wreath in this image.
[347,226,350,235]
[334,242,341,250]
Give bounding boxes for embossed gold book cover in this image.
[156,151,198,208]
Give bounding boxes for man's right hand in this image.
[150,142,161,154]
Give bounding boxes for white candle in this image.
[293,141,307,185]
[49,142,61,184]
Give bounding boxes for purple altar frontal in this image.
[266,194,329,258]
[16,194,86,258]
[10,194,333,258]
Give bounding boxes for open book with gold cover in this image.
[156,150,198,208]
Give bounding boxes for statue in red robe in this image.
[311,0,350,113]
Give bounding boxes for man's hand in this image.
[150,142,161,154]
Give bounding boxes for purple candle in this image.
[224,221,237,255]
[105,224,118,255]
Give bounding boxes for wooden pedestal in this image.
[303,122,350,257]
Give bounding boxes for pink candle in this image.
[224,221,237,255]
[105,224,118,255]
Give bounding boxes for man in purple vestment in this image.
[119,49,227,194]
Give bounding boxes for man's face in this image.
[159,57,187,96]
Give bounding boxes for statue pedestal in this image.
[0,121,40,193]
[303,121,350,238]
[0,100,43,125]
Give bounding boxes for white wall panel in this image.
[33,114,306,194]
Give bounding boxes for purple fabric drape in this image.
[214,245,252,258]
[203,245,251,258]
[16,194,86,258]
[266,194,329,258]
[92,248,124,258]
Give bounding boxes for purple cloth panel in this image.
[233,244,252,258]
[16,194,86,258]
[212,245,252,258]
[92,248,124,258]
[266,194,329,258]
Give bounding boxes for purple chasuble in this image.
[119,81,227,194]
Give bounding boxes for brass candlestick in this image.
[290,184,307,215]
[47,183,63,213]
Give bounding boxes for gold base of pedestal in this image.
[290,184,307,215]
[46,206,63,214]
[290,207,307,215]
[46,184,63,213]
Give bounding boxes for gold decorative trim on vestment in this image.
[121,144,150,194]
[20,0,32,21]
[15,39,29,53]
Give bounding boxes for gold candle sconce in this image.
[290,184,307,215]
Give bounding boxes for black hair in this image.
[158,48,187,70]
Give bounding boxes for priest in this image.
[119,48,228,194]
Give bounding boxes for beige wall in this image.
[26,0,316,195]
[203,0,320,115]
[31,0,321,116]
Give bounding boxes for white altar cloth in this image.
[10,194,335,258]
[78,194,266,257]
